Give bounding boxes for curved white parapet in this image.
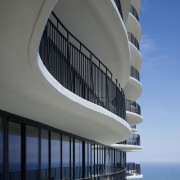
[127,13,141,42]
[111,144,142,152]
[127,174,143,179]
[131,0,141,13]
[132,127,137,132]
[130,42,142,71]
[126,111,143,126]
[0,0,131,146]
[53,0,130,88]
[123,77,142,101]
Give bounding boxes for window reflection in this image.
[62,135,70,179]
[75,139,82,179]
[41,130,49,180]
[8,122,21,180]
[0,118,3,180]
[51,132,61,179]
[26,126,39,180]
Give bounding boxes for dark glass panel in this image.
[41,130,49,180]
[85,142,92,178]
[26,126,39,180]
[0,118,4,180]
[74,139,82,179]
[51,132,61,179]
[8,122,21,180]
[62,135,70,179]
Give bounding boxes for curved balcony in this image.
[130,5,139,22]
[126,100,143,126]
[80,167,126,180]
[126,163,143,179]
[39,12,126,120]
[130,66,140,81]
[131,125,137,132]
[112,134,142,152]
[126,100,141,115]
[128,32,139,50]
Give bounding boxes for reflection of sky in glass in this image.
[41,130,48,169]
[26,126,39,170]
[51,133,60,168]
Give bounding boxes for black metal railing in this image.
[130,5,139,21]
[131,125,136,129]
[79,167,126,180]
[6,167,126,180]
[126,99,141,115]
[39,12,126,119]
[126,163,141,176]
[114,0,123,19]
[130,66,140,81]
[119,134,141,146]
[128,32,139,50]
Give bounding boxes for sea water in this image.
[141,163,180,180]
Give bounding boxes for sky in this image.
[127,0,180,163]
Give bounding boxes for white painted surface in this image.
[131,0,141,13]
[111,144,143,152]
[126,111,143,126]
[127,13,141,42]
[123,77,142,101]
[120,0,131,24]
[130,42,142,71]
[127,174,143,179]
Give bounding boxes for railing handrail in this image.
[51,12,123,92]
[79,167,126,180]
[126,163,141,175]
[130,4,139,21]
[126,99,141,115]
[128,32,139,50]
[39,12,126,119]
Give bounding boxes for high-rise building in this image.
[0,0,143,179]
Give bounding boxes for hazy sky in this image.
[128,0,180,163]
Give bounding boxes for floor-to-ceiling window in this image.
[74,139,82,179]
[51,132,61,179]
[62,135,70,179]
[40,129,49,180]
[26,125,39,180]
[0,118,4,180]
[8,122,22,180]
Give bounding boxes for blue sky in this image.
[128,0,180,163]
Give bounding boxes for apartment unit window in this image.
[8,122,22,180]
[40,130,49,180]
[26,126,39,180]
[74,139,82,179]
[0,111,127,179]
[0,118,4,180]
[51,132,61,179]
[62,135,70,179]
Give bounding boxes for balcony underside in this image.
[127,13,141,42]
[53,0,130,88]
[111,144,142,152]
[123,77,142,101]
[0,0,131,146]
[126,111,143,126]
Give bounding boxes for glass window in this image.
[91,144,95,176]
[74,139,82,179]
[0,118,4,180]
[41,130,49,180]
[98,145,103,175]
[85,142,92,177]
[62,135,70,179]
[51,132,61,179]
[8,122,22,180]
[26,126,39,180]
[95,144,98,176]
[71,138,73,179]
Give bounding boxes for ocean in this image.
[141,163,180,180]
